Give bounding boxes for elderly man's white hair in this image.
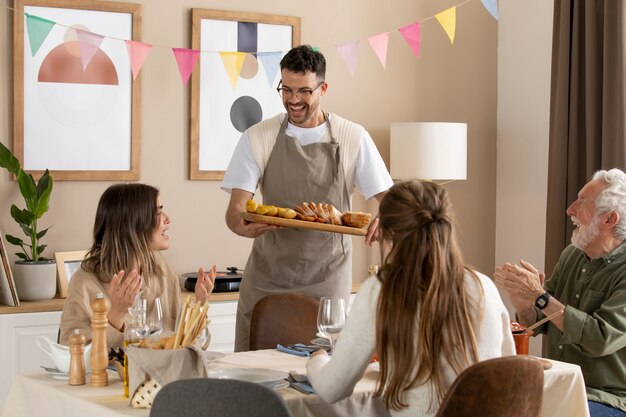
[593,168,626,239]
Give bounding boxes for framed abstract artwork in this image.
[189,9,300,180]
[13,0,142,180]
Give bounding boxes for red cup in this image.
[513,332,530,355]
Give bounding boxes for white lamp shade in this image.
[390,122,467,180]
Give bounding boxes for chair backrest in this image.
[150,378,293,417]
[249,292,319,351]
[435,355,544,417]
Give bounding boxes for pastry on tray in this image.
[245,200,372,229]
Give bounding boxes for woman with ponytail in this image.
[306,180,515,416]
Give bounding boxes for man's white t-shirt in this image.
[221,113,393,200]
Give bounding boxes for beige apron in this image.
[234,114,352,351]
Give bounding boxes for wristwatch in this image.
[534,292,550,310]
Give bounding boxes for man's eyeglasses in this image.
[276,81,324,99]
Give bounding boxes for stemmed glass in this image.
[317,297,347,353]
[147,297,163,336]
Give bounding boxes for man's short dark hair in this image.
[280,45,326,80]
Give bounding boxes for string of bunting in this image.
[14,0,498,87]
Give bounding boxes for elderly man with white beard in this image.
[494,168,626,417]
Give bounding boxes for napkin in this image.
[126,344,210,406]
[290,381,317,394]
[277,344,311,357]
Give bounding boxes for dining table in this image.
[0,349,590,417]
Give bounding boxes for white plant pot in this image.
[12,260,57,301]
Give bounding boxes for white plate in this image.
[207,368,288,383]
[204,351,226,362]
[41,366,69,380]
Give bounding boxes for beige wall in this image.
[0,0,497,285]
[497,0,554,355]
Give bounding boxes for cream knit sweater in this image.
[306,271,516,417]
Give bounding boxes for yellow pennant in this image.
[435,6,457,45]
[219,52,246,89]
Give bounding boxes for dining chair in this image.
[150,378,294,417]
[435,355,544,417]
[249,292,319,350]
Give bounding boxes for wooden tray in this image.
[241,212,368,236]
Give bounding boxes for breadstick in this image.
[173,296,191,349]
[181,303,205,347]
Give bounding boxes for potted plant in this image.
[0,141,56,301]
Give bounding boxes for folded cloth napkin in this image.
[277,344,311,357]
[126,344,209,407]
[290,381,317,395]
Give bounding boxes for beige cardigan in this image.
[59,255,181,348]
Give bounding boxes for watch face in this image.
[535,293,550,309]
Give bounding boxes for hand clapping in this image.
[107,269,142,331]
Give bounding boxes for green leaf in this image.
[33,170,52,218]
[19,223,33,237]
[0,142,20,175]
[17,171,37,212]
[37,227,51,239]
[9,205,33,226]
[15,252,28,261]
[36,244,47,254]
[5,234,24,246]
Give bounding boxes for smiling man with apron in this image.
[222,45,393,351]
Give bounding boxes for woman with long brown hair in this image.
[59,183,216,348]
[307,180,515,416]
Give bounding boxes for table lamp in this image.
[390,122,467,181]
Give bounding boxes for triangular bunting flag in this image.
[335,41,359,78]
[219,52,246,89]
[367,32,389,69]
[172,48,200,86]
[76,29,104,70]
[25,13,55,57]
[125,40,152,80]
[398,22,421,59]
[257,51,282,87]
[435,6,457,45]
[480,0,499,21]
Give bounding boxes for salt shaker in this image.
[69,329,86,386]
[90,292,110,387]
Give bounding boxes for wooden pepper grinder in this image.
[69,329,86,386]
[90,292,110,387]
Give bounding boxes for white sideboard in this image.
[0,310,62,412]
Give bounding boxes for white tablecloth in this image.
[0,351,589,417]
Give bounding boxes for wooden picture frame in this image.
[0,232,19,306]
[13,0,142,181]
[54,250,86,298]
[189,9,300,180]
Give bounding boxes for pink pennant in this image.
[76,29,104,70]
[172,48,200,86]
[335,41,359,78]
[367,32,389,69]
[125,40,152,80]
[398,22,421,59]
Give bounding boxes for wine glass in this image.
[317,297,347,353]
[147,297,164,336]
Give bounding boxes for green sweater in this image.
[539,242,626,411]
